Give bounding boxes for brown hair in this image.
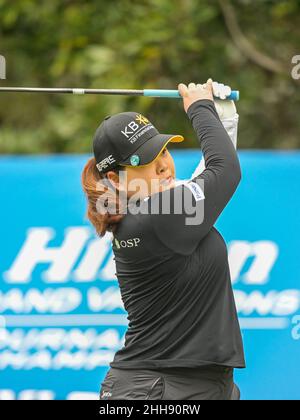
[81,157,126,237]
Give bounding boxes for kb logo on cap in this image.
[135,114,149,125]
[121,114,152,144]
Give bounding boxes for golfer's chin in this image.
[159,175,175,192]
[159,181,175,193]
[129,177,175,200]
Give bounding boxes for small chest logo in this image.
[114,237,140,249]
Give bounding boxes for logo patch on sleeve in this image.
[185,181,205,201]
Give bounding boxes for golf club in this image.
[0,87,239,101]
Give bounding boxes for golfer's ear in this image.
[106,171,120,186]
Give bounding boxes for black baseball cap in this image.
[93,112,184,173]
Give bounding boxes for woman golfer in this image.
[82,78,245,400]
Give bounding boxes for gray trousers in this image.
[99,365,241,400]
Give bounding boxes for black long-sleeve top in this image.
[109,99,246,369]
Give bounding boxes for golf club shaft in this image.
[0,87,239,101]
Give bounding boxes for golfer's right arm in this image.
[190,99,239,179]
[150,80,241,255]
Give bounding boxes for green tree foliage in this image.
[0,0,299,153]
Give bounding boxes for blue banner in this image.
[0,151,299,400]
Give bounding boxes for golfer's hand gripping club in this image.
[178,79,214,113]
[178,79,236,116]
[144,81,239,101]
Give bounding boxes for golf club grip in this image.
[143,89,239,101]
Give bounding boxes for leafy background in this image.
[0,0,299,154]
